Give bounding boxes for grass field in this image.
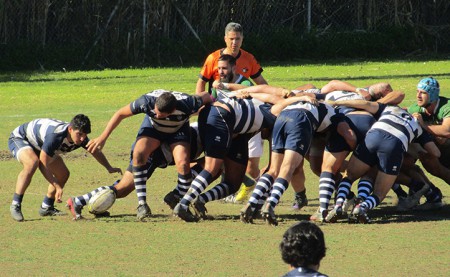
[0,61,449,276]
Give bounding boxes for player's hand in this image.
[212,80,221,89]
[108,167,123,175]
[412,112,424,126]
[55,186,63,203]
[87,137,105,153]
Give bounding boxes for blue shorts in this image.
[198,105,235,159]
[271,110,313,156]
[354,129,405,175]
[137,117,190,145]
[326,113,375,153]
[8,136,37,160]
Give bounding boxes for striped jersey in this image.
[371,104,432,150]
[10,118,88,156]
[324,90,366,114]
[218,96,276,134]
[284,101,340,132]
[130,89,204,133]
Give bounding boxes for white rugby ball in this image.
[88,188,116,214]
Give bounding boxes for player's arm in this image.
[90,150,123,174]
[377,90,405,105]
[321,80,356,94]
[234,85,293,98]
[252,74,268,85]
[327,99,380,114]
[196,91,213,105]
[414,114,450,139]
[39,151,63,202]
[270,95,317,116]
[196,78,207,94]
[87,104,134,153]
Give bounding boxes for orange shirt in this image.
[199,48,263,84]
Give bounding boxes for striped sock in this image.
[199,182,230,203]
[180,170,212,208]
[267,178,289,208]
[335,177,353,207]
[133,165,148,205]
[75,181,118,207]
[361,195,380,210]
[319,171,335,212]
[248,173,274,208]
[176,172,193,197]
[357,179,373,200]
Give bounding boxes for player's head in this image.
[69,114,91,144]
[155,92,177,118]
[280,221,326,268]
[417,77,440,107]
[218,54,236,82]
[368,82,393,100]
[70,114,91,134]
[224,22,243,55]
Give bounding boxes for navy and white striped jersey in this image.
[11,118,88,157]
[371,104,432,151]
[130,89,204,133]
[284,101,340,132]
[218,96,276,134]
[324,91,366,114]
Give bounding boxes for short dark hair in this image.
[280,221,326,268]
[218,54,236,67]
[225,22,243,35]
[70,114,91,134]
[155,92,177,113]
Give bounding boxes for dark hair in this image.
[70,114,91,134]
[225,22,243,35]
[280,221,326,268]
[218,54,236,67]
[155,92,177,113]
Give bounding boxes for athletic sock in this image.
[361,195,380,210]
[12,193,24,206]
[199,182,230,203]
[357,179,373,200]
[267,178,289,208]
[319,171,335,212]
[248,173,274,208]
[335,177,353,207]
[41,196,55,209]
[391,183,407,198]
[75,184,116,207]
[133,165,148,205]
[180,170,213,208]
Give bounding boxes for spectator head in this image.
[280,221,326,269]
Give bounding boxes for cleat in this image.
[173,203,199,222]
[325,204,343,223]
[10,204,24,222]
[136,203,152,221]
[292,190,308,210]
[39,206,66,217]
[310,208,328,223]
[414,200,444,211]
[193,200,208,220]
[163,190,181,210]
[240,203,254,224]
[235,183,256,203]
[342,195,355,216]
[397,183,430,211]
[66,197,83,220]
[262,203,278,226]
[223,193,237,203]
[355,204,371,224]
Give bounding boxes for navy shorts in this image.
[8,136,38,160]
[226,134,250,165]
[326,113,375,153]
[354,129,405,175]
[271,109,313,156]
[198,105,235,159]
[137,117,190,145]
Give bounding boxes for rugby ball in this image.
[88,188,116,214]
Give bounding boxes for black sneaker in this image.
[136,203,152,221]
[193,200,208,220]
[163,190,181,210]
[292,190,308,210]
[262,203,278,226]
[39,206,66,217]
[10,203,24,222]
[173,203,199,222]
[240,203,254,224]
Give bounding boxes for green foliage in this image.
[0,62,449,276]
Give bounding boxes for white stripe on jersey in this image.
[372,122,409,150]
[284,102,336,132]
[325,91,365,101]
[16,119,67,150]
[221,97,266,134]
